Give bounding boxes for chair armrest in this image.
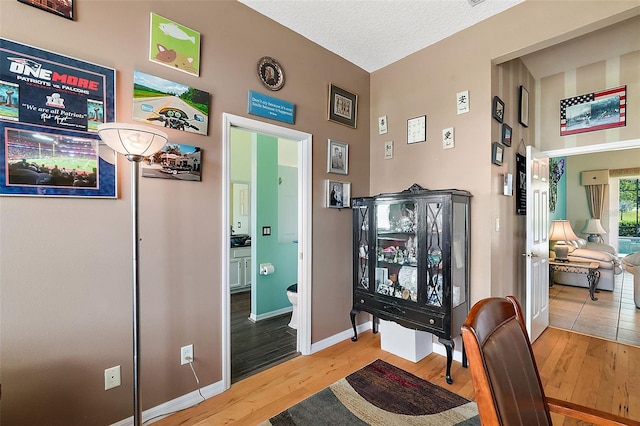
[547,396,640,425]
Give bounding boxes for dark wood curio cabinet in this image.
[350,184,471,384]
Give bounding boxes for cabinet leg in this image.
[350,309,359,342]
[372,316,379,334]
[439,337,454,384]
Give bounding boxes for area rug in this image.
[259,359,480,426]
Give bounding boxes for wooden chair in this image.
[461,296,640,426]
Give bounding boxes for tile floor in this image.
[549,269,640,346]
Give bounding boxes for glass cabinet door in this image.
[374,200,418,302]
[355,203,369,291]
[451,201,468,308]
[425,201,444,308]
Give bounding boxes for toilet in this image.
[286,283,298,329]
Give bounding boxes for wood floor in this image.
[231,291,298,382]
[154,326,640,426]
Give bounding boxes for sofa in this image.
[551,238,622,291]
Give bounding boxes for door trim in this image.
[221,113,312,391]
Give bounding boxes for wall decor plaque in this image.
[257,56,285,91]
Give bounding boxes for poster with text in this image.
[0,38,116,197]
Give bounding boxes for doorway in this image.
[542,138,640,342]
[221,114,312,391]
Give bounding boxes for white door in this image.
[525,145,550,342]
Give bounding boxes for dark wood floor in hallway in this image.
[231,291,298,383]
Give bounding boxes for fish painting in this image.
[150,13,200,76]
[158,22,196,43]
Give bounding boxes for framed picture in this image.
[492,142,504,166]
[133,71,209,135]
[327,139,348,175]
[501,123,512,147]
[18,0,73,20]
[378,115,388,134]
[0,38,116,198]
[560,85,626,136]
[384,141,393,159]
[492,96,505,123]
[407,115,426,144]
[257,56,285,91]
[442,127,454,150]
[326,179,351,209]
[141,143,202,181]
[328,83,357,128]
[457,90,470,114]
[149,13,201,76]
[519,86,529,127]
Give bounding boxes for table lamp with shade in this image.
[582,218,606,243]
[97,122,168,426]
[548,220,579,261]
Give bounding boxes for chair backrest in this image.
[461,296,552,426]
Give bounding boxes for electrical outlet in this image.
[105,365,121,390]
[181,344,193,365]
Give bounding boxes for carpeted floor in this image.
[260,359,479,426]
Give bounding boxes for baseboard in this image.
[110,379,225,426]
[249,306,293,322]
[310,321,371,353]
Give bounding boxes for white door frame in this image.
[221,113,312,391]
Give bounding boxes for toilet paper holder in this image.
[259,263,275,275]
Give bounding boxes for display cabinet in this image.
[350,184,471,384]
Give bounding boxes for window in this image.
[619,178,640,237]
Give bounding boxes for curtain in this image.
[585,184,607,219]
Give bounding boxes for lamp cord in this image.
[188,360,206,402]
[142,359,206,425]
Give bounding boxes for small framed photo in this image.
[326,179,351,209]
[407,115,426,144]
[456,90,470,114]
[492,142,505,166]
[519,86,529,127]
[442,127,454,150]
[327,139,348,175]
[18,0,74,20]
[384,141,393,159]
[328,83,358,128]
[378,115,388,134]
[501,123,512,147]
[492,96,505,123]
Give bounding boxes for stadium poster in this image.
[0,38,116,198]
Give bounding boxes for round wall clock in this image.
[257,56,285,91]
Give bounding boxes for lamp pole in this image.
[96,123,168,426]
[129,155,143,426]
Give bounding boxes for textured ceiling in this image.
[238,0,524,72]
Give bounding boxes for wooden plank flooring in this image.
[154,326,640,425]
[231,291,298,382]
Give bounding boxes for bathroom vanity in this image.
[230,244,251,293]
[350,184,471,384]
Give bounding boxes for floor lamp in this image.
[97,122,168,426]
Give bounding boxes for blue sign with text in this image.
[247,90,295,124]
